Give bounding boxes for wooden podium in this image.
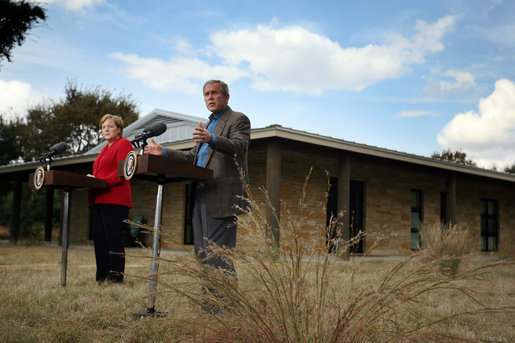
[118,154,213,317]
[29,170,106,287]
[120,153,213,183]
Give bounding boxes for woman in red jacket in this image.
[88,114,133,283]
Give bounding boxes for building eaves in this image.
[1,124,514,183]
[0,153,97,175]
[251,125,515,183]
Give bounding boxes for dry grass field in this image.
[0,242,513,343]
[1,177,514,342]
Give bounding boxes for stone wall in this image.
[69,180,191,250]
[256,141,514,257]
[68,140,515,257]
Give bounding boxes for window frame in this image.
[480,198,498,252]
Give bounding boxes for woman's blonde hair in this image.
[99,114,124,137]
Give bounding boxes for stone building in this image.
[2,109,514,257]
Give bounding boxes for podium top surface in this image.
[29,170,107,189]
[117,154,213,184]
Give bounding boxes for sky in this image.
[1,0,514,170]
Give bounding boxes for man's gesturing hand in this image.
[144,138,164,155]
[193,122,212,144]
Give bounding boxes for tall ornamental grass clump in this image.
[143,170,514,342]
[418,220,473,274]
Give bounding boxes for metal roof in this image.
[87,108,204,154]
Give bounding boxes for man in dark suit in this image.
[144,80,250,291]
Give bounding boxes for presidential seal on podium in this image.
[33,165,46,190]
[123,150,138,180]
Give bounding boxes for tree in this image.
[0,117,19,165]
[431,149,477,167]
[504,164,515,174]
[16,81,140,162]
[0,0,46,64]
[1,82,139,240]
[0,117,20,203]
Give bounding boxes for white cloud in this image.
[111,16,456,94]
[426,70,476,97]
[41,0,104,12]
[109,53,248,94]
[0,80,45,122]
[437,78,515,169]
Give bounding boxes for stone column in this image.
[10,176,23,243]
[266,139,281,247]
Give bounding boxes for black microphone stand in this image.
[131,137,149,156]
[37,149,68,287]
[39,153,55,171]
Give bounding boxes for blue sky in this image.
[1,0,514,169]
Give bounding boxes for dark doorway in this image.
[326,178,365,253]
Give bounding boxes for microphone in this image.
[49,141,68,155]
[131,122,167,145]
[39,141,68,161]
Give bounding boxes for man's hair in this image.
[99,114,124,137]
[203,80,229,96]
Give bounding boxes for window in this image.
[411,189,423,250]
[350,181,364,253]
[480,199,498,251]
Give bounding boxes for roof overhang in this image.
[250,125,515,183]
[1,125,514,183]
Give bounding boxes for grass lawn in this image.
[0,243,513,342]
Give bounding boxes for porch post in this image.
[266,139,281,247]
[10,176,22,243]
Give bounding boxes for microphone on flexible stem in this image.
[131,122,167,151]
[39,141,68,168]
